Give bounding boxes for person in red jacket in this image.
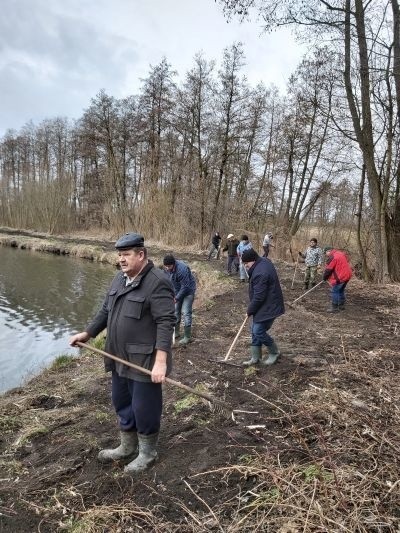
[323,247,352,312]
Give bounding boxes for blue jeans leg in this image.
[175,300,182,326]
[251,319,275,348]
[111,372,163,435]
[239,261,247,280]
[331,282,347,305]
[181,293,194,327]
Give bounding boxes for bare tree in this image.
[218,0,400,281]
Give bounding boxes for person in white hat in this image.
[222,234,240,275]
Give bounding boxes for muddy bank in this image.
[0,228,119,265]
[0,242,399,532]
[0,227,205,264]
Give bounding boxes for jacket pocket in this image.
[107,289,118,311]
[125,343,155,371]
[124,295,145,319]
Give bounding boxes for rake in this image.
[291,256,299,289]
[209,314,248,366]
[288,279,325,307]
[76,341,233,417]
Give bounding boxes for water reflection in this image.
[0,246,115,393]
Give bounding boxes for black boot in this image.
[304,283,309,290]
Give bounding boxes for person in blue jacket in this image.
[163,254,196,345]
[240,248,285,366]
[237,235,253,282]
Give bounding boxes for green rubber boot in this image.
[179,326,192,346]
[261,342,281,366]
[327,304,339,313]
[97,431,138,463]
[124,433,158,474]
[174,324,181,339]
[242,345,262,366]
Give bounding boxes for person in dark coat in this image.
[207,231,222,260]
[240,248,285,366]
[69,233,175,474]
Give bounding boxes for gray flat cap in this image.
[115,232,144,250]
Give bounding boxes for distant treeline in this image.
[1,33,400,280]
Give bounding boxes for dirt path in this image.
[0,255,399,532]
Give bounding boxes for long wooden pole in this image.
[290,280,325,305]
[291,256,299,289]
[223,315,248,361]
[76,341,226,407]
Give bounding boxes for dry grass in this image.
[177,347,400,532]
[10,345,397,533]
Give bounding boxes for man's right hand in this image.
[69,331,91,347]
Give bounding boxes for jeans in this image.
[305,266,318,286]
[111,372,162,434]
[331,282,348,305]
[239,260,248,280]
[175,293,194,327]
[251,318,275,347]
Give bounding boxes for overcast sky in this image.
[0,0,304,135]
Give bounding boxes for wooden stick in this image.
[224,315,248,361]
[291,256,299,288]
[290,279,325,305]
[76,341,227,407]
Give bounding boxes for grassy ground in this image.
[0,231,399,532]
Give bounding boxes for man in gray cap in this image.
[69,232,175,474]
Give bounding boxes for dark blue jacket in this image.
[247,257,285,321]
[167,260,196,302]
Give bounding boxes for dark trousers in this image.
[263,245,270,257]
[331,281,348,305]
[251,318,275,347]
[111,371,162,435]
[227,255,239,273]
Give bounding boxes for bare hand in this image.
[151,360,167,383]
[69,331,91,347]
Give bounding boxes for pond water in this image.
[0,246,116,393]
